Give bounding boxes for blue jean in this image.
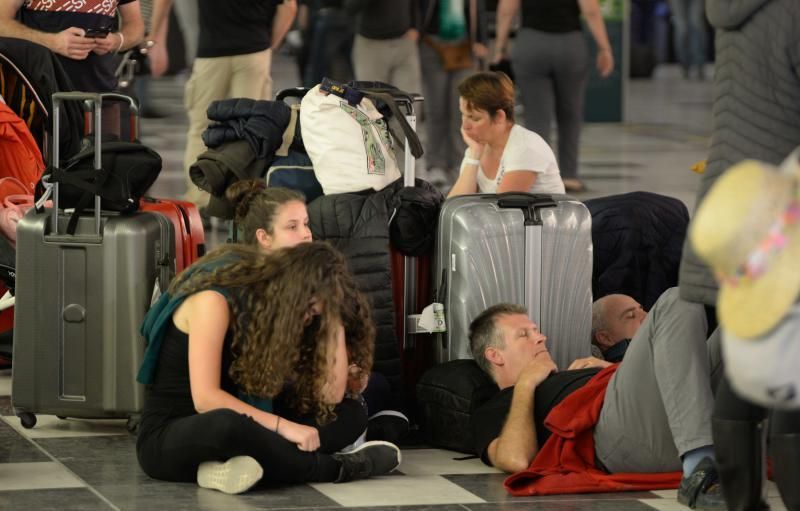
[670,0,706,69]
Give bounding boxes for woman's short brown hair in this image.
[457,71,515,123]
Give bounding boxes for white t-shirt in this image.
[461,124,565,195]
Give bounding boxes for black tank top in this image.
[141,321,236,426]
[521,0,581,33]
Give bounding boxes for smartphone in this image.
[84,28,110,38]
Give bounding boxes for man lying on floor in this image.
[469,288,724,509]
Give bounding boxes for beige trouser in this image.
[351,35,421,96]
[183,48,273,206]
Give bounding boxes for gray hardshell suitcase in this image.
[11,92,174,429]
[433,193,593,370]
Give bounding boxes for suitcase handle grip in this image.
[496,193,557,226]
[276,87,310,102]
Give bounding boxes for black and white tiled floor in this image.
[0,54,789,509]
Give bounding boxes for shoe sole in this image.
[348,440,402,474]
[197,455,263,494]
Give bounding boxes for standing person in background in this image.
[344,0,421,95]
[678,0,800,311]
[669,0,706,80]
[419,0,489,187]
[150,0,297,209]
[493,0,614,194]
[0,0,145,93]
[301,0,354,87]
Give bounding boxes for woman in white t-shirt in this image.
[447,71,565,198]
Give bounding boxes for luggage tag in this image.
[410,302,446,333]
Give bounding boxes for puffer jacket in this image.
[586,192,689,311]
[308,179,443,407]
[309,188,402,403]
[202,98,291,161]
[679,0,800,305]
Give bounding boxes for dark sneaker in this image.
[677,457,727,509]
[332,440,401,483]
[197,455,263,494]
[366,410,410,444]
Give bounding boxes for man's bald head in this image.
[591,294,647,350]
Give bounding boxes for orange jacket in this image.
[0,102,45,194]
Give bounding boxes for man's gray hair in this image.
[591,297,609,345]
[469,303,528,376]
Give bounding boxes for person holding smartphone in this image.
[0,0,145,93]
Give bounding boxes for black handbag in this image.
[44,139,162,233]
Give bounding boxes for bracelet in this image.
[463,157,480,166]
[599,47,611,53]
[115,32,125,53]
[275,416,281,433]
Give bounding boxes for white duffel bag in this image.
[300,84,401,195]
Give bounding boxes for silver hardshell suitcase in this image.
[11,92,174,429]
[433,193,593,370]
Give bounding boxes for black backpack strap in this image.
[50,148,113,235]
[360,90,424,158]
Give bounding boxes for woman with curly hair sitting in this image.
[226,180,411,444]
[135,241,401,494]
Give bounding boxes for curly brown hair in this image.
[169,242,374,421]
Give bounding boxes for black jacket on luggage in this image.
[586,191,689,310]
[308,179,443,406]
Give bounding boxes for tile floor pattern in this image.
[0,55,790,509]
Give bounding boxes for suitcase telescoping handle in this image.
[52,92,103,236]
[276,87,310,102]
[50,92,139,236]
[496,192,557,330]
[496,193,557,225]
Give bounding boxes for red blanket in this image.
[504,364,683,496]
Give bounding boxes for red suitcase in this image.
[140,197,205,272]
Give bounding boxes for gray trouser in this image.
[511,29,589,180]
[419,41,471,171]
[352,34,422,95]
[594,287,714,473]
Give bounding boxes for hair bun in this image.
[227,180,267,221]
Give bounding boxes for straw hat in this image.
[689,152,800,339]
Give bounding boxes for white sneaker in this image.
[197,455,263,494]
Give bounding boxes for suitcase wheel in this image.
[18,412,36,429]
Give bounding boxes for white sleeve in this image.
[502,127,553,175]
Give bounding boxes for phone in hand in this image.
[84,28,110,39]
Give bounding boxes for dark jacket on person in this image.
[203,98,291,161]
[419,0,488,44]
[344,0,419,39]
[679,0,800,305]
[586,191,689,311]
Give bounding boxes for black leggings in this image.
[137,398,367,483]
[714,375,800,435]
